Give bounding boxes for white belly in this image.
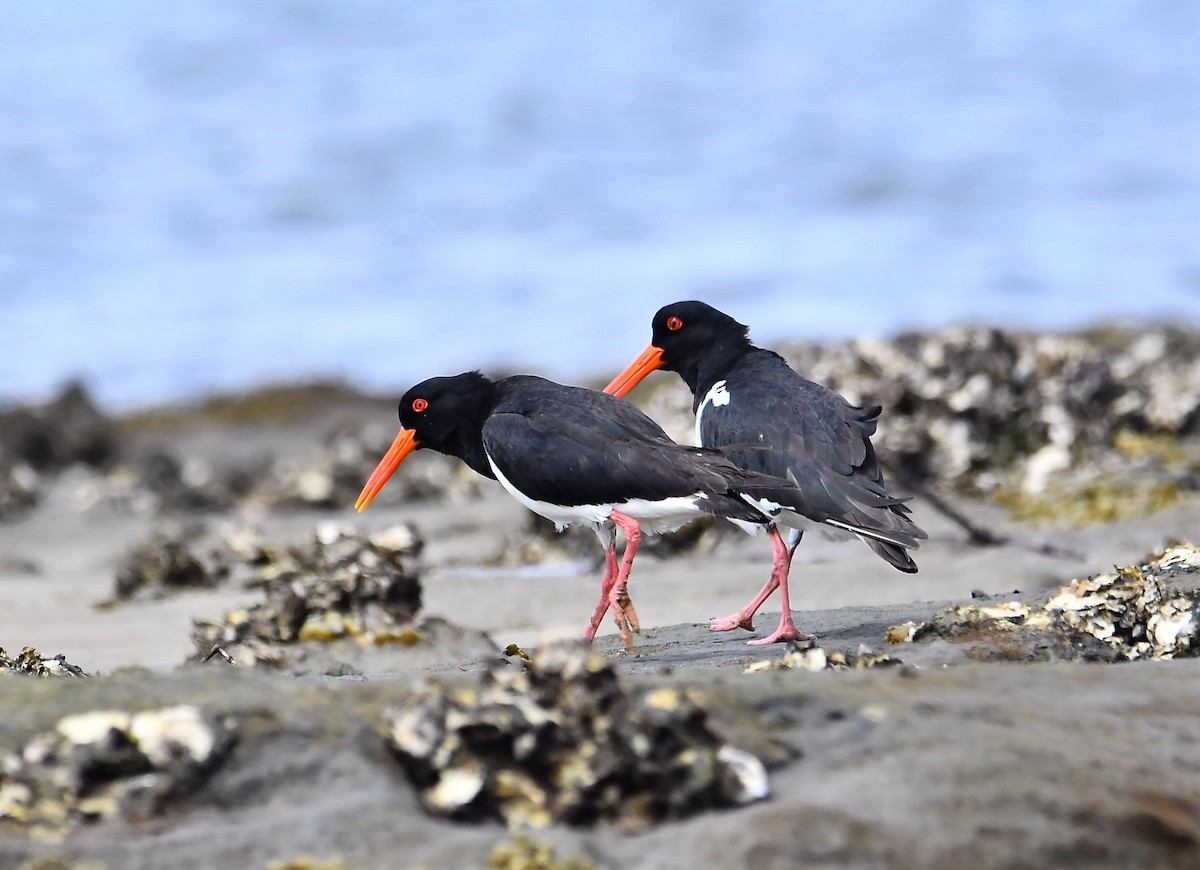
[488,456,707,535]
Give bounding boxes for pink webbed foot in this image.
[747,613,817,646]
[709,577,780,633]
[708,611,757,632]
[611,586,641,651]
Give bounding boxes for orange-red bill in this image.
[355,428,420,512]
[603,344,666,398]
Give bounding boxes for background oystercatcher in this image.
[606,300,927,645]
[355,371,821,650]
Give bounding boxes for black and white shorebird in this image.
[355,371,822,650]
[605,300,927,645]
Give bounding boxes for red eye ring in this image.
[412,398,428,412]
[666,315,683,331]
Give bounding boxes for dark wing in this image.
[483,392,702,508]
[699,357,882,485]
[702,354,926,568]
[486,378,793,524]
[502,375,675,445]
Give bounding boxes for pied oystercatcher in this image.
[355,371,822,650]
[606,300,927,644]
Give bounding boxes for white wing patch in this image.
[695,379,731,446]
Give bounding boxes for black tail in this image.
[866,538,918,573]
[714,445,927,572]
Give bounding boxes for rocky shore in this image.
[3,324,1200,868]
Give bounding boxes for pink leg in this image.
[709,573,780,632]
[584,532,620,643]
[747,527,816,645]
[710,527,796,632]
[606,510,643,651]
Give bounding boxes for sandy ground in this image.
[4,411,1200,868]
[2,464,1194,674]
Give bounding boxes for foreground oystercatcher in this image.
[355,371,821,650]
[606,300,927,644]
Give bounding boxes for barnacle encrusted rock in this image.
[1044,545,1200,659]
[0,459,40,520]
[0,705,236,838]
[190,522,424,669]
[634,326,1200,520]
[270,424,484,510]
[744,644,906,673]
[890,544,1200,661]
[0,647,87,678]
[384,640,768,827]
[0,382,119,476]
[110,522,228,603]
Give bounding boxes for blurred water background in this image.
[1,0,1197,411]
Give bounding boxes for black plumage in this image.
[606,300,927,644]
[356,371,819,649]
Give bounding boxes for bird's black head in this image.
[606,300,751,398]
[397,371,495,461]
[356,371,496,511]
[649,301,750,372]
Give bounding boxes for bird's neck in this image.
[685,341,752,411]
[441,382,499,480]
[454,430,496,480]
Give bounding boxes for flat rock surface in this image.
[2,650,1199,869]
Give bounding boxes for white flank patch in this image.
[614,495,709,535]
[488,455,707,535]
[489,456,610,531]
[740,493,784,517]
[694,379,730,446]
[728,517,763,536]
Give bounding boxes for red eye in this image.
[412,398,428,412]
[666,315,683,331]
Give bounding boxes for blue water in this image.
[2,1,1198,410]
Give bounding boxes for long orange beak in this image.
[355,428,420,511]
[604,344,666,397]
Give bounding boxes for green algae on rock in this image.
[487,832,594,870]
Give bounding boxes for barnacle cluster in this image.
[744,644,905,673]
[635,327,1200,521]
[384,640,768,828]
[0,647,87,679]
[891,544,1200,661]
[1044,544,1200,659]
[0,706,236,839]
[108,521,228,603]
[190,522,424,668]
